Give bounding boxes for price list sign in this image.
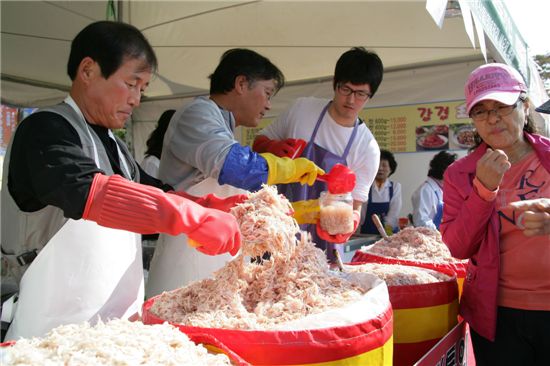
[360,100,473,153]
[237,118,273,147]
[1,105,19,155]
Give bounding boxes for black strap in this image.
[16,250,38,266]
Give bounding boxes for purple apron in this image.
[361,182,394,235]
[278,102,359,262]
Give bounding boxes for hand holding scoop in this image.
[317,164,356,194]
[333,249,345,272]
[371,213,390,240]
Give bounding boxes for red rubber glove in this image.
[253,135,307,158]
[83,174,241,256]
[316,211,360,244]
[171,191,248,213]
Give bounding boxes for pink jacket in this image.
[441,133,550,341]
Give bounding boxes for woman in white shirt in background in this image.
[140,109,175,178]
[411,150,457,230]
[140,109,175,272]
[360,149,402,234]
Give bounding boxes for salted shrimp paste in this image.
[144,186,394,365]
[346,262,459,366]
[352,226,467,298]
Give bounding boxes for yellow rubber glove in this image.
[260,153,325,186]
[291,199,320,224]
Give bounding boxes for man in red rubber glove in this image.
[252,47,383,262]
[83,174,244,256]
[0,21,244,340]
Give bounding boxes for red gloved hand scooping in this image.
[83,174,241,256]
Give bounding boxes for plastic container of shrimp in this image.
[319,191,354,235]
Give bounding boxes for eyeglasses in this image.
[336,84,372,101]
[469,100,520,122]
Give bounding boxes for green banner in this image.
[106,0,117,21]
[469,0,529,84]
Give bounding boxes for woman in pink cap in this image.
[441,63,550,365]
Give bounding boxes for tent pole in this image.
[117,0,123,22]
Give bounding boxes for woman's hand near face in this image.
[475,148,511,191]
[507,198,550,237]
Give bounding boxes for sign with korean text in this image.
[359,100,473,153]
[1,105,19,156]
[236,118,273,147]
[415,320,476,366]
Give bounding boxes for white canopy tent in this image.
[1,0,548,216]
[1,0,492,103]
[2,1,548,142]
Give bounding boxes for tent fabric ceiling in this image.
[1,0,482,107]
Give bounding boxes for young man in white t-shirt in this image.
[253,47,383,258]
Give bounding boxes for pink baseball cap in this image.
[465,63,527,114]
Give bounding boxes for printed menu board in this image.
[1,105,19,155]
[360,100,474,152]
[237,118,273,147]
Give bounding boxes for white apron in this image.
[5,217,143,340]
[145,178,246,299]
